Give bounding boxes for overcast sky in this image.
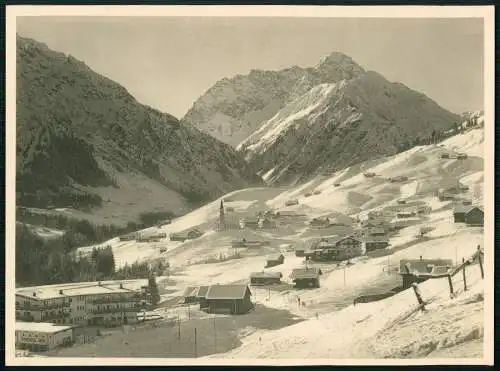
[17,16,484,118]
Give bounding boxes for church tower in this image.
[219,199,226,231]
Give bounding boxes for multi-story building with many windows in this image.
[15,279,148,327]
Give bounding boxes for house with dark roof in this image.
[196,286,210,310]
[170,228,203,242]
[289,268,322,289]
[275,210,306,218]
[285,199,299,206]
[398,258,453,289]
[265,253,284,268]
[454,203,483,226]
[365,227,386,237]
[454,203,472,223]
[203,284,253,315]
[365,235,390,252]
[464,206,484,226]
[313,235,364,261]
[309,217,332,229]
[389,175,409,183]
[249,272,283,286]
[183,287,199,304]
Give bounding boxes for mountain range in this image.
[17,36,466,222]
[16,35,262,222]
[183,52,462,185]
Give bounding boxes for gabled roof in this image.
[466,206,484,215]
[366,227,386,235]
[205,284,251,300]
[454,204,483,215]
[289,267,322,280]
[336,235,363,244]
[453,203,474,214]
[267,253,284,261]
[195,285,210,298]
[365,235,389,243]
[250,271,283,279]
[399,259,453,275]
[183,286,198,297]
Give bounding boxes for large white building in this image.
[15,279,148,327]
[15,321,74,352]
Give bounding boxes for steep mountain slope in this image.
[238,70,461,185]
[16,35,262,220]
[182,53,365,147]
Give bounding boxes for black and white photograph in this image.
[5,5,494,366]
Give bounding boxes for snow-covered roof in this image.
[15,279,147,300]
[205,284,251,300]
[266,253,284,261]
[290,267,322,279]
[16,321,74,334]
[399,259,453,275]
[250,272,282,279]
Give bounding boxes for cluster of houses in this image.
[438,183,470,201]
[119,232,167,243]
[440,152,468,160]
[308,216,347,229]
[169,228,203,242]
[304,190,322,197]
[216,200,310,233]
[181,266,326,314]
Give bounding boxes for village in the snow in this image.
[15,115,486,360]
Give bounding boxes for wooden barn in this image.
[454,204,484,226]
[453,203,471,223]
[289,268,323,289]
[275,210,306,219]
[309,217,331,229]
[389,175,409,183]
[464,206,484,226]
[170,228,203,242]
[265,253,285,268]
[399,258,453,289]
[196,286,210,310]
[203,284,254,315]
[295,248,306,257]
[119,233,137,241]
[249,271,283,286]
[364,235,390,252]
[182,287,199,304]
[365,227,386,237]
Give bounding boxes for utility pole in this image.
[194,327,197,358]
[213,314,217,353]
[177,314,181,340]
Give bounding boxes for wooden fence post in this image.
[194,327,197,358]
[477,245,484,279]
[447,274,454,298]
[411,283,425,311]
[462,258,468,291]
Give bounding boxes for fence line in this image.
[381,246,484,331]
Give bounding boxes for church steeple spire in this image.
[219,199,226,231]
